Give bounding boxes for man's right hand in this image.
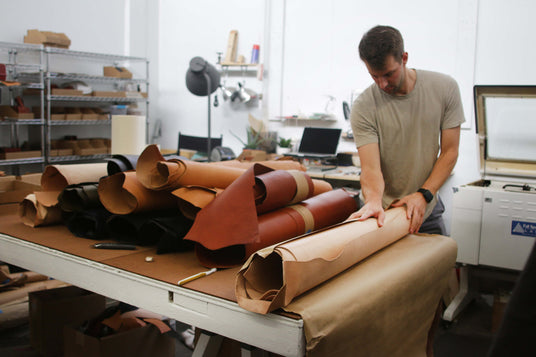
[346,201,386,227]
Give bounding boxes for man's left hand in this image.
[390,192,428,233]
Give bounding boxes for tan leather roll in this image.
[235,207,411,314]
[19,192,63,227]
[41,163,108,191]
[98,171,178,215]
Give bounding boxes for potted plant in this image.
[277,137,292,155]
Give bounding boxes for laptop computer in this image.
[287,127,342,158]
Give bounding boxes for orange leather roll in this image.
[41,163,108,191]
[136,144,245,191]
[191,188,358,268]
[98,171,178,215]
[212,159,306,172]
[235,207,411,314]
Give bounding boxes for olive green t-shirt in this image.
[350,69,465,219]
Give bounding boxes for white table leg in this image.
[443,265,476,321]
[192,330,224,357]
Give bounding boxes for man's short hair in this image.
[358,25,405,70]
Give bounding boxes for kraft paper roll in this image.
[190,188,358,268]
[235,207,411,314]
[111,115,147,155]
[98,171,178,215]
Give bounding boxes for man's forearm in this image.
[360,168,385,205]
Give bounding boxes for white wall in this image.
[1,0,535,234]
[155,0,266,152]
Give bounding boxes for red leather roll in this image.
[191,188,358,268]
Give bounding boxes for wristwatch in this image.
[417,188,434,203]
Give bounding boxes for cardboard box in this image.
[103,66,132,79]
[24,29,71,48]
[0,175,42,204]
[237,149,267,162]
[92,91,127,98]
[0,105,34,119]
[0,150,42,160]
[29,286,106,357]
[64,323,175,357]
[51,88,84,96]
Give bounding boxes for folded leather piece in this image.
[18,192,63,227]
[106,209,183,245]
[41,163,108,191]
[98,171,178,215]
[138,215,194,254]
[106,154,140,175]
[57,182,101,212]
[191,188,358,268]
[235,207,410,314]
[64,207,112,240]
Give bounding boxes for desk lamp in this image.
[185,56,221,160]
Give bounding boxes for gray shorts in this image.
[418,196,446,235]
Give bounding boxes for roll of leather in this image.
[136,144,245,191]
[139,215,194,254]
[64,208,112,240]
[98,171,178,215]
[106,154,140,175]
[41,163,108,191]
[184,164,336,254]
[18,192,63,227]
[136,144,312,191]
[172,186,223,220]
[190,188,358,268]
[235,207,410,314]
[57,182,101,212]
[106,209,182,245]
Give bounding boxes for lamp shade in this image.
[185,57,221,96]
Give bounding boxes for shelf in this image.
[48,95,146,103]
[45,47,147,62]
[47,72,147,84]
[50,119,111,126]
[0,41,42,52]
[48,154,110,163]
[0,119,44,126]
[0,41,149,174]
[0,157,44,166]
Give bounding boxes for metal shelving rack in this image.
[0,41,149,174]
[0,41,45,174]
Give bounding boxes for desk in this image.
[0,205,304,356]
[306,166,360,191]
[0,203,457,357]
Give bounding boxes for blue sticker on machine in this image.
[511,220,536,238]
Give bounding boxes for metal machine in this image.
[444,85,536,321]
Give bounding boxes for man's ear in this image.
[402,52,408,65]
